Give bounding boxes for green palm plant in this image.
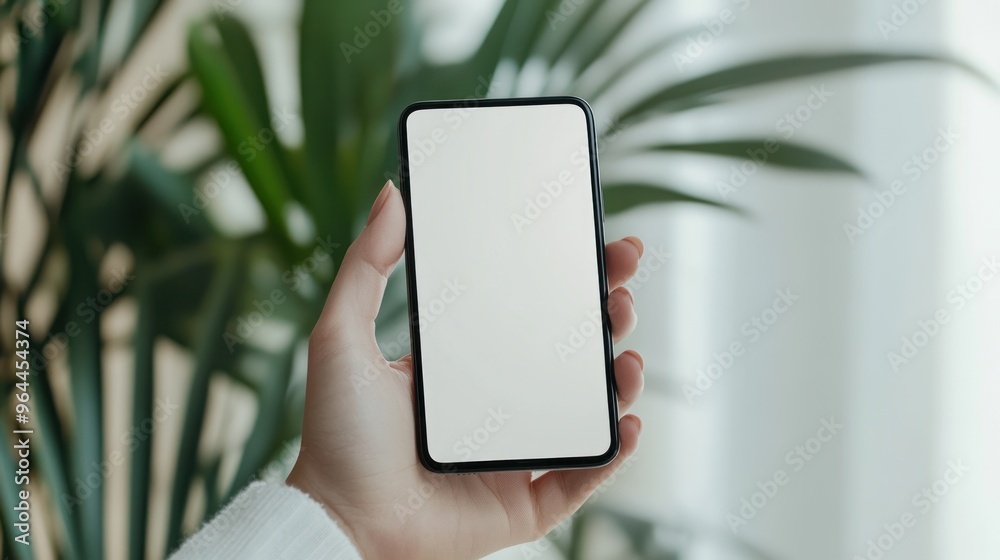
[0,0,986,559]
[1,2,209,559]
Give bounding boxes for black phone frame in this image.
[397,96,619,473]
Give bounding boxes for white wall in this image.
[597,0,1000,559]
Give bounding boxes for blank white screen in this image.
[406,102,612,464]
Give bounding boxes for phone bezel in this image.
[397,96,619,473]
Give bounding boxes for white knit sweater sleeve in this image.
[168,481,362,560]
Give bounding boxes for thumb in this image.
[314,181,405,349]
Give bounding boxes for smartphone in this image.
[398,96,617,473]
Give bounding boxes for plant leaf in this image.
[221,339,296,506]
[641,140,862,174]
[299,0,400,244]
[29,358,83,560]
[212,15,312,223]
[603,183,739,215]
[127,283,156,560]
[75,0,112,90]
[214,16,271,128]
[576,27,699,100]
[467,0,524,72]
[8,13,64,140]
[123,0,169,59]
[164,245,246,553]
[558,0,654,77]
[466,0,577,72]
[126,143,216,238]
[535,0,603,65]
[187,22,296,257]
[133,71,192,133]
[65,239,105,560]
[619,53,993,121]
[202,456,224,521]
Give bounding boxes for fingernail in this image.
[624,236,644,258]
[622,287,635,305]
[625,349,643,371]
[633,416,643,433]
[366,180,395,226]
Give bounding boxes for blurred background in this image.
[1,0,997,559]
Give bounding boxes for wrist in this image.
[286,465,375,558]
[285,462,405,560]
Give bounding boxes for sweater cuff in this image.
[169,481,362,560]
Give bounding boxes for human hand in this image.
[287,181,645,559]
